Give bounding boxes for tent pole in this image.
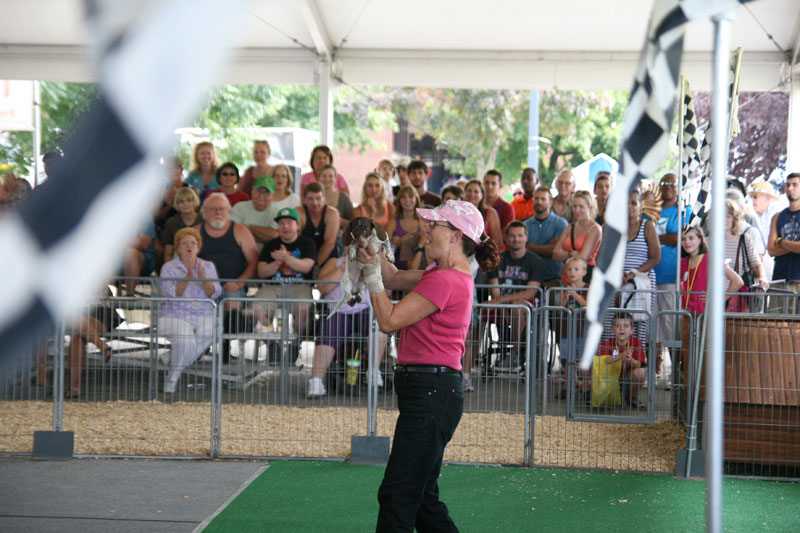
[33,80,41,186]
[707,11,733,533]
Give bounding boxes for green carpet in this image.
[203,461,800,532]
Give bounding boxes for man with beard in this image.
[197,193,259,360]
[524,186,568,288]
[510,167,538,222]
[768,172,800,311]
[230,175,279,251]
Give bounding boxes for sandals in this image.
[64,389,80,398]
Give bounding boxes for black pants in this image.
[376,371,463,532]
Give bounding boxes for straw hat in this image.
[747,181,779,199]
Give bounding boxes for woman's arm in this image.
[487,208,503,247]
[369,291,438,333]
[551,226,570,262]
[725,264,744,293]
[636,220,662,273]
[316,257,343,296]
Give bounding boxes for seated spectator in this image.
[269,163,302,212]
[184,141,219,197]
[387,185,422,271]
[355,172,393,228]
[680,225,743,312]
[307,256,387,398]
[510,168,538,222]
[593,313,647,409]
[255,207,316,336]
[300,145,350,196]
[487,221,545,369]
[301,182,341,270]
[230,175,279,251]
[161,186,203,262]
[318,164,353,231]
[465,179,503,247]
[153,157,185,268]
[158,227,222,393]
[552,190,602,283]
[556,256,588,398]
[239,140,272,197]
[210,162,250,206]
[122,217,157,296]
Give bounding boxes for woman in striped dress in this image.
[621,189,661,343]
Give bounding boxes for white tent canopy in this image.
[0,0,796,91]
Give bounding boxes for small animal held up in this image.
[328,217,394,318]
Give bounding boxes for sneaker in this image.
[629,398,646,410]
[307,377,326,398]
[367,369,384,388]
[163,381,177,394]
[463,373,475,393]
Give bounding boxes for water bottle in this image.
[273,309,282,333]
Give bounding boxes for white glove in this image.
[362,260,384,294]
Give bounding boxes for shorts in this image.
[318,308,371,350]
[559,336,585,361]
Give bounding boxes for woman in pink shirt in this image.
[299,144,350,196]
[357,200,500,532]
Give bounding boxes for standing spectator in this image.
[161,187,203,261]
[301,182,341,270]
[269,164,302,212]
[465,179,503,246]
[483,170,515,231]
[184,142,219,197]
[299,145,350,196]
[768,173,800,306]
[210,162,250,206]
[681,226,743,312]
[377,158,395,202]
[230,175,279,251]
[552,190,602,283]
[619,190,661,343]
[42,150,63,179]
[387,185,422,271]
[318,164,354,231]
[408,160,441,207]
[239,140,271,197]
[524,186,568,287]
[510,167,538,222]
[593,171,612,225]
[355,172,393,228]
[651,173,688,376]
[726,199,768,288]
[748,180,781,280]
[255,207,316,336]
[158,227,222,393]
[552,170,576,222]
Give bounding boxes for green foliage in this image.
[0,82,98,172]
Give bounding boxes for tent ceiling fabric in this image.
[0,0,797,91]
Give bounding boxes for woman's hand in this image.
[197,261,205,279]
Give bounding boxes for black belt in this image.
[394,365,461,374]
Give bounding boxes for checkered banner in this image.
[679,77,701,193]
[0,0,243,369]
[685,47,743,227]
[581,1,752,370]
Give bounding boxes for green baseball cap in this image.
[253,175,275,192]
[274,207,299,222]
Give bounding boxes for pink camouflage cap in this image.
[417,200,485,244]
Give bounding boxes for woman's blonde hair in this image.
[190,141,219,175]
[726,198,746,236]
[394,185,420,219]
[572,190,597,220]
[172,186,200,210]
[172,227,203,256]
[269,164,294,195]
[361,172,389,216]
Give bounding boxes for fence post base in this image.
[33,431,74,460]
[675,450,706,478]
[350,436,389,465]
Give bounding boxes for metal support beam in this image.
[788,70,800,171]
[318,59,334,146]
[297,0,333,60]
[707,12,733,533]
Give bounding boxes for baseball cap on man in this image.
[417,200,485,244]
[274,207,299,222]
[253,175,275,192]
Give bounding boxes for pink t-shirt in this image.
[300,171,349,191]
[398,267,474,370]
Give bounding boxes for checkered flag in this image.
[0,0,243,369]
[679,77,702,191]
[581,0,752,370]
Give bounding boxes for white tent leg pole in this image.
[33,80,41,186]
[707,11,733,533]
[318,59,334,146]
[788,68,800,171]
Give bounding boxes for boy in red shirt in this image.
[595,312,647,409]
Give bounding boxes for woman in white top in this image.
[269,164,301,212]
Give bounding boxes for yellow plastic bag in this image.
[592,355,622,407]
